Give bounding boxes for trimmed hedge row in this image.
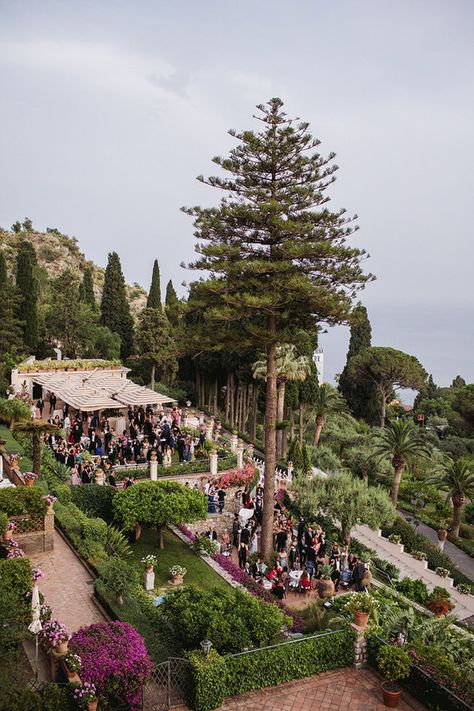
[0,486,48,517]
[187,627,355,711]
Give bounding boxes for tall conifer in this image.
[0,251,24,356]
[15,240,39,351]
[339,303,376,420]
[185,98,372,559]
[79,266,96,310]
[100,252,134,359]
[147,260,162,309]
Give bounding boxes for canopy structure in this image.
[31,370,175,411]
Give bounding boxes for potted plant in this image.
[23,471,37,487]
[73,681,98,711]
[388,534,401,544]
[43,494,57,512]
[318,563,335,599]
[435,566,450,578]
[141,554,158,574]
[42,619,71,654]
[456,583,472,595]
[437,521,448,542]
[411,550,427,561]
[192,536,219,556]
[63,651,82,680]
[376,645,411,708]
[426,588,455,618]
[169,565,187,585]
[345,592,377,628]
[3,520,16,541]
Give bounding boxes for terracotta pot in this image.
[437,529,448,542]
[87,700,98,711]
[3,530,13,541]
[318,578,335,599]
[25,479,34,487]
[145,565,154,574]
[56,641,68,655]
[169,574,184,586]
[353,610,369,628]
[66,668,77,681]
[134,523,142,541]
[381,681,402,708]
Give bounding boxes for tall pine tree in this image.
[15,240,39,351]
[79,266,96,310]
[339,303,377,420]
[0,251,24,357]
[147,260,162,309]
[100,252,134,359]
[185,98,372,559]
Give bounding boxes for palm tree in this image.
[425,458,474,538]
[13,419,58,476]
[0,398,31,430]
[253,344,311,458]
[310,384,347,446]
[372,419,431,506]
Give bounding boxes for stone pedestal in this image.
[199,412,205,426]
[144,569,155,592]
[286,461,294,481]
[236,443,244,469]
[351,623,368,669]
[210,451,218,476]
[190,440,195,462]
[150,460,158,481]
[438,540,445,552]
[205,422,213,441]
[230,433,238,454]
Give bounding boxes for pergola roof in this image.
[31,371,175,411]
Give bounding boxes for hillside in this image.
[0,227,147,315]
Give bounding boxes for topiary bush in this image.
[0,487,48,517]
[70,621,152,710]
[464,503,474,525]
[376,644,412,685]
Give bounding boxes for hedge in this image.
[382,517,473,586]
[0,557,34,625]
[187,628,355,711]
[70,484,115,522]
[113,456,238,481]
[0,487,48,517]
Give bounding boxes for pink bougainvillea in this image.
[70,621,152,710]
[215,463,256,489]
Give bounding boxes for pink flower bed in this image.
[216,463,256,489]
[70,622,152,710]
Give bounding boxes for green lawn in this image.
[129,528,230,593]
[0,425,33,472]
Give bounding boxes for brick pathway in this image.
[220,668,426,711]
[30,530,107,632]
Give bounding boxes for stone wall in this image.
[15,510,54,554]
[186,512,236,538]
[351,623,368,669]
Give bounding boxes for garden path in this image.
[353,524,474,621]
[219,667,426,711]
[30,530,107,632]
[399,510,474,580]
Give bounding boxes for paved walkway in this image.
[220,668,426,711]
[399,510,474,580]
[30,530,107,632]
[353,524,474,621]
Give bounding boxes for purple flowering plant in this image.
[43,495,57,506]
[70,622,152,711]
[5,539,25,558]
[32,567,44,581]
[23,471,38,482]
[42,619,71,647]
[73,681,97,706]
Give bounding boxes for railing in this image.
[11,514,45,534]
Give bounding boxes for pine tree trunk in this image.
[289,409,295,442]
[33,433,41,476]
[276,380,286,459]
[299,404,304,445]
[380,387,387,427]
[251,384,258,440]
[390,463,405,505]
[262,324,277,562]
[451,494,464,538]
[312,415,324,446]
[150,363,156,391]
[225,374,230,421]
[213,379,218,414]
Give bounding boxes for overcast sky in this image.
[1,1,473,390]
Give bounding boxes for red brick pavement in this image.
[219,668,426,711]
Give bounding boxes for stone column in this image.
[236,441,244,469]
[144,568,155,592]
[44,509,55,552]
[210,449,218,476]
[351,623,368,669]
[230,433,238,454]
[205,421,213,441]
[199,411,205,426]
[150,457,158,481]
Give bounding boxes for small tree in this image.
[15,240,39,351]
[100,252,134,359]
[372,419,431,506]
[98,557,138,606]
[79,266,96,310]
[293,473,395,544]
[13,419,58,475]
[135,308,178,389]
[147,260,162,309]
[310,383,347,446]
[426,458,474,538]
[0,398,30,431]
[347,347,427,426]
[112,481,208,548]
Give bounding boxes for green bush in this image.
[464,503,474,525]
[376,645,412,684]
[395,578,428,605]
[0,558,34,640]
[0,683,69,711]
[0,512,7,534]
[156,586,287,654]
[0,487,48,517]
[97,557,139,599]
[50,483,71,504]
[70,484,115,522]
[187,649,228,711]
[81,517,108,545]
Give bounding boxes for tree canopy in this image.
[347,346,427,426]
[15,240,39,351]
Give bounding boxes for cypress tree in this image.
[79,266,96,310]
[100,252,134,359]
[185,98,372,559]
[165,279,178,306]
[147,260,162,309]
[0,251,24,356]
[339,303,376,420]
[15,240,39,351]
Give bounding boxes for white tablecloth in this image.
[289,570,303,587]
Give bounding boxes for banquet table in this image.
[288,570,303,588]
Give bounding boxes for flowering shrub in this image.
[73,681,97,706]
[70,622,152,710]
[344,592,379,615]
[23,472,38,482]
[216,463,256,489]
[169,565,187,577]
[43,495,57,506]
[63,651,82,672]
[5,539,25,558]
[6,521,17,532]
[43,619,71,647]
[141,554,158,569]
[411,550,427,561]
[39,603,52,622]
[456,583,472,595]
[32,567,44,581]
[435,567,450,578]
[177,524,197,542]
